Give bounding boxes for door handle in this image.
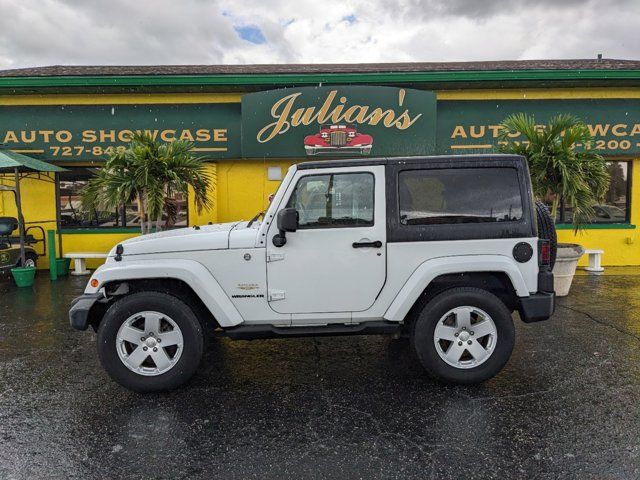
[352,240,383,248]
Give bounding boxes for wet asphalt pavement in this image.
[0,274,639,479]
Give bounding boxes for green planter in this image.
[11,266,37,287]
[56,258,71,276]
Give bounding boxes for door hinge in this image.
[267,253,284,262]
[268,290,286,301]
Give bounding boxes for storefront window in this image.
[553,161,631,224]
[57,168,188,229]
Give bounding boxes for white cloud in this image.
[0,0,637,69]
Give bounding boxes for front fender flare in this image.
[383,255,530,322]
[85,259,243,327]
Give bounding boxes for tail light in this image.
[538,239,551,267]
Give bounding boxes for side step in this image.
[221,321,402,341]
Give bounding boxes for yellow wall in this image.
[0,174,139,269]
[2,154,638,269]
[557,157,640,266]
[2,88,640,269]
[188,162,218,226]
[60,232,138,269]
[216,159,296,221]
[0,161,298,270]
[0,173,57,228]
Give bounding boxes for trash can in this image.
[56,257,71,276]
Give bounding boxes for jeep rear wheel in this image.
[411,287,515,384]
[97,291,204,393]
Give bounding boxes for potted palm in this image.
[498,113,610,296]
[81,132,213,234]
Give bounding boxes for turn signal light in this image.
[539,240,551,267]
[90,279,99,288]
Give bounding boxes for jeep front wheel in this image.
[411,287,515,384]
[97,291,204,393]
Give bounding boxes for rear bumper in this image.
[518,268,555,323]
[69,293,103,331]
[519,292,555,323]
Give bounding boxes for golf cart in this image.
[0,216,38,272]
[0,147,65,285]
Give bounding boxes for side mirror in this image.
[277,208,298,232]
[273,208,298,247]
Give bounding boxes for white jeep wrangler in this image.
[70,155,556,392]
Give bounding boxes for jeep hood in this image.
[110,222,244,257]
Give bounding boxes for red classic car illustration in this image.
[304,124,373,155]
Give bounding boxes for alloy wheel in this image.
[433,306,497,369]
[116,311,184,376]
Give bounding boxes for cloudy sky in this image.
[0,0,638,69]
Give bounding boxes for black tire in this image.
[16,252,37,266]
[97,291,204,393]
[411,287,515,384]
[17,252,38,272]
[535,200,557,269]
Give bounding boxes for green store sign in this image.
[437,99,640,155]
[0,103,241,160]
[241,86,437,158]
[0,92,638,161]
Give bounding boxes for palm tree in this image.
[497,113,609,231]
[81,132,213,234]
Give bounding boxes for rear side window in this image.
[399,168,523,225]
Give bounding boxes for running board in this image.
[222,321,402,341]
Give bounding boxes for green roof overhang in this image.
[1,68,640,93]
[0,148,67,172]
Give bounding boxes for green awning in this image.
[0,147,67,173]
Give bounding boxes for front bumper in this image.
[519,292,555,323]
[69,293,103,331]
[304,145,371,155]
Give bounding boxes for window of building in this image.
[399,168,523,225]
[554,161,631,224]
[57,168,188,229]
[287,172,374,228]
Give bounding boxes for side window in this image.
[399,168,523,225]
[287,172,374,228]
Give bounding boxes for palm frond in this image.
[497,113,610,232]
[80,132,214,234]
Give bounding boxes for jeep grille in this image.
[330,131,347,146]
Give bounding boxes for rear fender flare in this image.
[383,255,529,322]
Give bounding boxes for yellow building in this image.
[1,59,639,268]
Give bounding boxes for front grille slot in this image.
[330,131,347,146]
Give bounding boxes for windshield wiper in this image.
[247,211,264,228]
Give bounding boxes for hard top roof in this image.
[297,154,525,170]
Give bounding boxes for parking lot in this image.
[0,273,639,479]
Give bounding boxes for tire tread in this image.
[411,286,515,384]
[97,291,204,393]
